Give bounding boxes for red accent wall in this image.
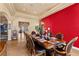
[42,3,79,48]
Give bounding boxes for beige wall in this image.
[12,16,39,41]
[12,16,39,33]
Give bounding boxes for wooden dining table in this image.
[31,35,57,50]
[31,35,67,55]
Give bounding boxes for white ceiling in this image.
[5,3,74,19]
[13,3,60,16]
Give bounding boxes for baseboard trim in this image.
[72,46,79,51]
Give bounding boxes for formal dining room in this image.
[0,3,79,56]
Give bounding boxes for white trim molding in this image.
[72,46,79,51]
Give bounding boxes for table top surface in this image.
[32,35,58,49]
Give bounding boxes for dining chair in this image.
[24,32,46,56]
[65,36,78,56]
[0,40,7,56]
[53,36,78,56]
[55,33,64,42]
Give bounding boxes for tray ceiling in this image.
[13,3,60,16]
[5,3,74,19]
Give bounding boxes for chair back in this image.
[66,36,78,54]
[24,32,35,56]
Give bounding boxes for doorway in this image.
[0,15,8,40]
[18,22,29,42]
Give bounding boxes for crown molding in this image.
[4,3,16,16]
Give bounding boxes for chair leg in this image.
[53,51,56,56]
[43,51,46,56]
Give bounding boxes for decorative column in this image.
[8,20,12,40]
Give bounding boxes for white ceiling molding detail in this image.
[15,12,39,19]
[3,3,74,20]
[13,3,60,16]
[5,3,16,16]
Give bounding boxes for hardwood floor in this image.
[7,40,28,56]
[6,40,79,56]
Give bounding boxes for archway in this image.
[0,9,12,40]
[0,13,8,40]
